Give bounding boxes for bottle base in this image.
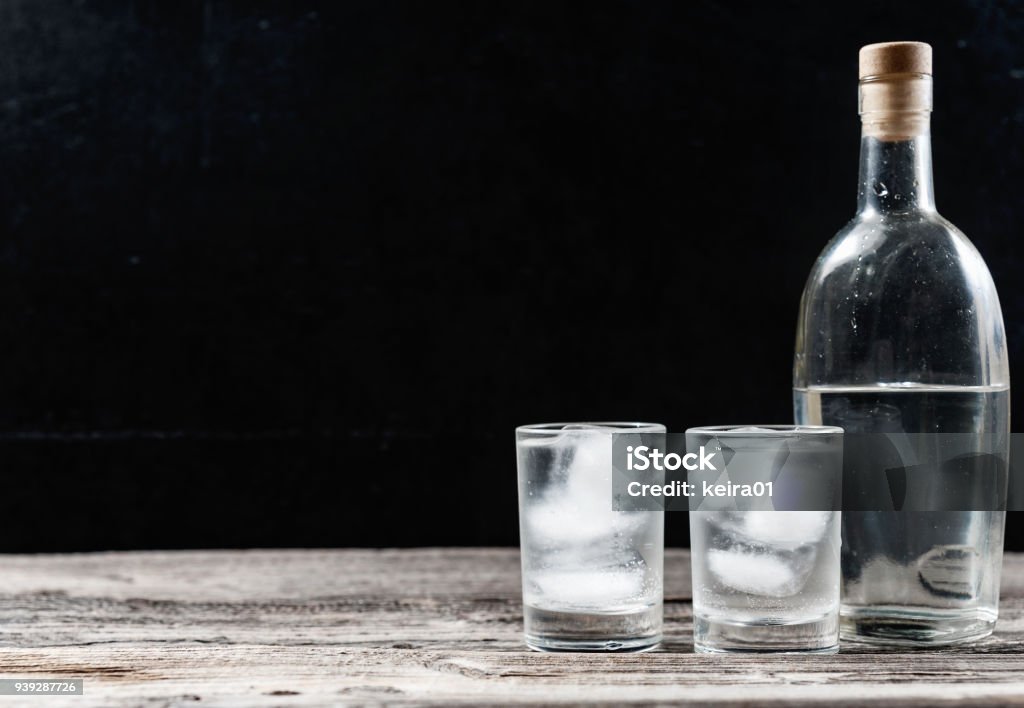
[523,603,662,653]
[693,613,839,654]
[840,606,997,646]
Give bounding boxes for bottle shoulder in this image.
[795,210,1009,389]
[808,210,995,294]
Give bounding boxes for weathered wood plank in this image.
[0,548,1020,706]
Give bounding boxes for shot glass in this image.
[686,425,843,654]
[517,422,665,652]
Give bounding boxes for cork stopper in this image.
[858,42,933,140]
[859,42,932,79]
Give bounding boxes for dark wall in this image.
[0,1,1022,551]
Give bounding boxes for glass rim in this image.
[516,421,666,435]
[686,424,843,437]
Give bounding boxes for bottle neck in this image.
[856,129,935,214]
[856,73,935,215]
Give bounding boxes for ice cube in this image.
[527,428,649,544]
[563,432,612,503]
[527,497,613,544]
[528,568,646,609]
[739,511,832,546]
[706,548,814,597]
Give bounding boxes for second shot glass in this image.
[686,425,843,654]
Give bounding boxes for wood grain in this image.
[0,548,1022,706]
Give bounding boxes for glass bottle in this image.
[793,42,1010,645]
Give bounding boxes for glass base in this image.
[693,613,839,654]
[840,606,997,646]
[523,603,661,653]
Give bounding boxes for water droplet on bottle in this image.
[872,182,889,197]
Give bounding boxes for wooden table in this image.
[0,548,1022,706]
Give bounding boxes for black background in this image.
[1,1,1022,551]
